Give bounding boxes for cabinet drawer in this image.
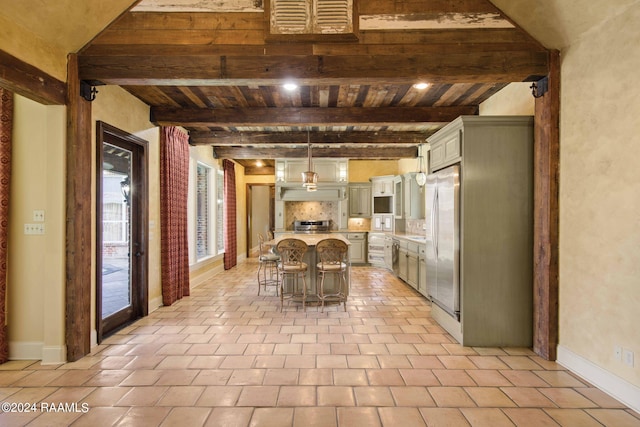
[407,242,420,253]
[348,233,365,240]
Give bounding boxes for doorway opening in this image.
[96,122,148,342]
[246,184,275,258]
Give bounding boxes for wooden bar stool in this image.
[257,233,279,296]
[316,238,349,312]
[276,238,309,312]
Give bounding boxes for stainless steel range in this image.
[294,220,331,233]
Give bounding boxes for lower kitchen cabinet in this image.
[418,245,427,296]
[347,233,367,264]
[394,237,422,292]
[406,242,419,289]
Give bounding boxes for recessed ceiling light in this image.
[256,160,264,167]
[283,82,298,91]
[413,82,429,90]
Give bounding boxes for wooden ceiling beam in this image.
[189,130,431,145]
[78,51,548,85]
[152,106,477,127]
[213,146,418,159]
[0,50,66,105]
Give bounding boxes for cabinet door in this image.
[372,215,382,231]
[349,185,372,217]
[407,251,419,289]
[382,215,393,231]
[349,240,365,263]
[394,177,403,218]
[430,130,461,171]
[398,247,408,281]
[404,175,425,219]
[418,251,427,296]
[275,201,284,230]
[372,178,393,196]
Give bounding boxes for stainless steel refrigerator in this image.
[425,164,460,319]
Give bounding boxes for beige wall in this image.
[558,5,640,388]
[349,160,398,182]
[8,95,67,363]
[92,86,163,319]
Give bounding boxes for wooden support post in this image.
[65,54,93,361]
[533,50,560,361]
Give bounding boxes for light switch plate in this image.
[24,223,45,235]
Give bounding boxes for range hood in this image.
[277,185,346,201]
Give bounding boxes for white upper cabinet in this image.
[276,159,348,184]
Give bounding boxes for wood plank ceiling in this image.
[78,0,549,174]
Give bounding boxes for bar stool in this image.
[316,238,349,312]
[257,233,279,296]
[276,238,309,311]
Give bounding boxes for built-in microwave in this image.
[373,195,393,214]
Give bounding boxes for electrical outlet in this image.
[33,210,45,222]
[614,346,622,361]
[623,349,634,367]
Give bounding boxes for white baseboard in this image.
[557,344,640,413]
[42,345,66,364]
[8,341,43,360]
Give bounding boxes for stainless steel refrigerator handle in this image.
[433,186,439,259]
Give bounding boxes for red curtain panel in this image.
[160,127,190,305]
[223,159,237,270]
[0,88,13,363]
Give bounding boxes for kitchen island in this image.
[268,233,351,303]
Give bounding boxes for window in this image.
[189,160,225,263]
[196,163,211,258]
[216,169,225,254]
[270,0,353,34]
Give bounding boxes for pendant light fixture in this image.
[415,144,427,187]
[301,129,318,191]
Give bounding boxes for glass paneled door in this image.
[97,122,148,341]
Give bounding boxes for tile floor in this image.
[0,261,638,426]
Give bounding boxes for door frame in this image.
[95,121,149,342]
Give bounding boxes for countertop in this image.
[270,233,351,246]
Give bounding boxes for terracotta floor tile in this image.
[236,385,279,407]
[116,385,169,406]
[420,408,471,426]
[337,407,382,427]
[346,355,380,369]
[159,407,212,427]
[544,408,604,426]
[585,409,640,427]
[428,387,477,408]
[399,368,440,386]
[408,356,445,370]
[500,387,556,408]
[501,408,562,427]
[468,355,510,370]
[227,369,266,385]
[498,356,544,371]
[156,385,206,406]
[459,408,515,426]
[317,386,355,406]
[377,355,412,369]
[70,406,130,427]
[534,370,589,388]
[263,368,299,385]
[466,370,513,387]
[390,386,436,407]
[277,385,317,406]
[432,369,476,386]
[317,355,348,369]
[299,368,333,385]
[284,355,317,369]
[367,368,405,386]
[464,387,517,407]
[249,408,294,427]
[538,387,600,408]
[204,407,253,427]
[378,407,427,426]
[576,387,628,408]
[196,385,243,406]
[333,368,368,386]
[353,386,395,406]
[293,407,337,427]
[500,370,550,387]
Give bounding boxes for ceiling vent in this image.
[270,0,353,34]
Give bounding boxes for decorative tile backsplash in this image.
[285,201,339,230]
[405,219,427,235]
